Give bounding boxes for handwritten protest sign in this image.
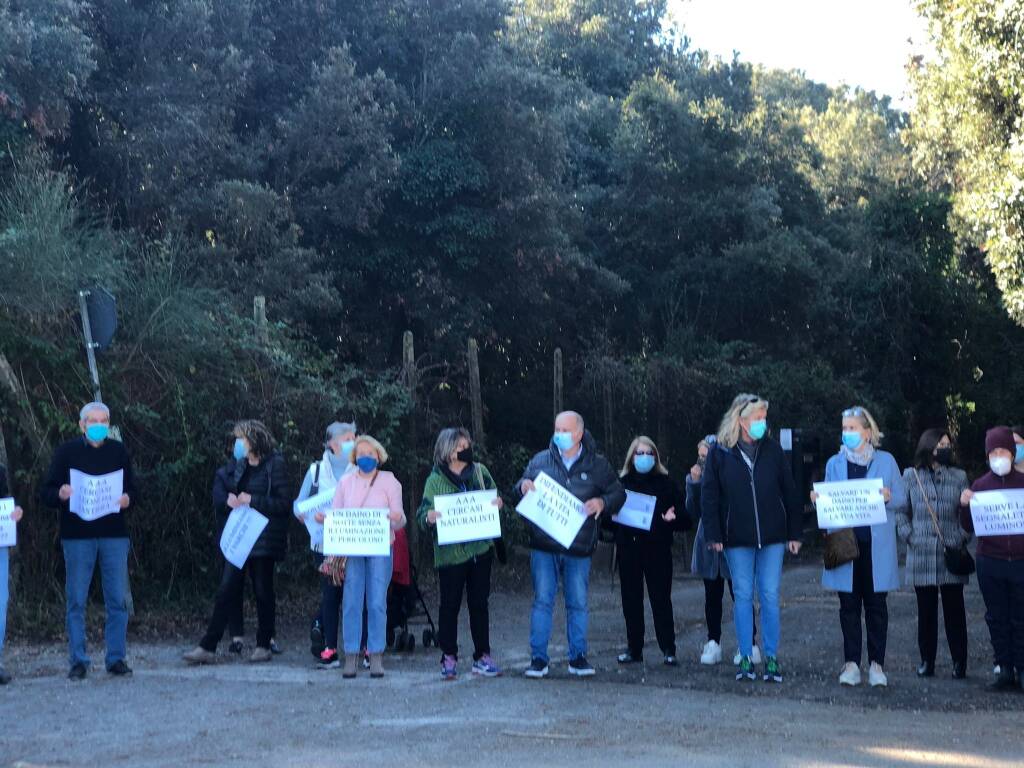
[434,489,500,545]
[69,469,123,522]
[323,508,391,556]
[219,505,269,568]
[295,488,336,550]
[0,498,16,547]
[970,489,1024,536]
[613,490,657,531]
[516,471,587,549]
[813,478,887,529]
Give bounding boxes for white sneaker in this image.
[839,662,861,686]
[736,645,763,665]
[868,662,887,687]
[700,640,722,665]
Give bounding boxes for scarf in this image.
[840,442,875,467]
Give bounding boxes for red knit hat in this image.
[984,426,1015,456]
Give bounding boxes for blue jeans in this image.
[529,550,591,663]
[342,555,391,654]
[724,543,785,659]
[63,537,130,670]
[0,546,8,664]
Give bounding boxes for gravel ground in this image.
[1,548,1022,767]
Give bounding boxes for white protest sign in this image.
[69,469,123,522]
[295,488,336,550]
[323,508,391,556]
[516,471,587,549]
[434,489,501,545]
[0,498,16,547]
[612,490,657,531]
[970,489,1024,536]
[219,505,270,568]
[813,478,887,529]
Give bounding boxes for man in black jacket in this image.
[516,411,625,678]
[40,402,135,680]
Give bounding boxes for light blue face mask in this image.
[842,431,864,450]
[233,438,247,461]
[1016,444,1024,464]
[634,454,656,474]
[748,420,767,441]
[339,440,356,459]
[552,431,574,452]
[85,424,109,443]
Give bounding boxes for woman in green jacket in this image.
[417,427,503,681]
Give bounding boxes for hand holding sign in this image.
[69,469,124,522]
[434,490,501,545]
[813,479,887,530]
[0,498,19,547]
[324,508,391,556]
[219,505,269,568]
[516,472,587,549]
[969,490,1024,536]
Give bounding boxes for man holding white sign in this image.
[0,464,25,685]
[515,411,625,679]
[959,426,1024,692]
[41,402,135,680]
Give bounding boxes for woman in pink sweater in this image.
[329,435,406,678]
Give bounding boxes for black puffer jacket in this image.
[515,431,626,557]
[700,437,802,549]
[613,471,688,549]
[215,452,291,561]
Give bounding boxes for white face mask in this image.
[989,455,1012,477]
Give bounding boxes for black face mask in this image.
[934,447,953,466]
[456,448,474,465]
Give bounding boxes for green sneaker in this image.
[763,656,782,683]
[736,656,755,681]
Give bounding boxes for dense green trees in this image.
[1,0,1021,617]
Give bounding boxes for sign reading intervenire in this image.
[294,488,336,550]
[516,471,587,549]
[323,508,391,557]
[0,498,16,547]
[613,490,657,531]
[220,505,269,568]
[435,489,501,545]
[813,478,887,529]
[970,489,1024,536]
[69,469,123,522]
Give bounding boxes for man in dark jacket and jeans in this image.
[516,411,625,678]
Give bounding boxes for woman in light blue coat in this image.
[816,406,905,688]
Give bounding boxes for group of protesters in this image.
[0,394,1021,695]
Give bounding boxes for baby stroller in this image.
[386,526,437,652]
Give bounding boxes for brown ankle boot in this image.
[370,653,384,678]
[342,654,358,679]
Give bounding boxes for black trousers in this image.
[312,552,345,651]
[914,584,967,666]
[437,551,492,660]
[703,577,756,645]
[215,543,244,638]
[201,557,275,651]
[976,555,1024,672]
[838,540,888,665]
[618,541,675,656]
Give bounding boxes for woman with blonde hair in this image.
[701,394,802,684]
[613,436,687,666]
[814,406,905,688]
[328,435,406,679]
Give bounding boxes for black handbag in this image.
[913,469,975,577]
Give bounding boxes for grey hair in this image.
[433,427,472,467]
[555,410,584,431]
[79,401,110,421]
[324,421,357,446]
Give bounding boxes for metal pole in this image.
[78,290,102,402]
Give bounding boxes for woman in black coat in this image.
[614,436,688,666]
[185,420,291,664]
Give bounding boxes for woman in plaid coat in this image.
[897,428,971,679]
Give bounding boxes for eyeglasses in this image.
[842,407,864,417]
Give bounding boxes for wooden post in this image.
[254,295,268,344]
[468,338,484,447]
[402,331,420,560]
[603,370,614,455]
[553,347,563,417]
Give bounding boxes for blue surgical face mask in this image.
[634,454,656,474]
[748,420,767,441]
[842,431,863,450]
[85,424,109,443]
[339,440,355,459]
[552,431,574,452]
[1016,444,1024,464]
[356,456,379,474]
[233,438,247,461]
